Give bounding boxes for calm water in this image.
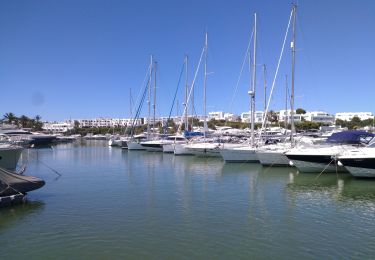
[1,140,375,259]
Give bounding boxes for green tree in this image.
[3,112,17,124]
[19,115,30,128]
[296,108,306,114]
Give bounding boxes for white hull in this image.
[144,146,163,152]
[0,146,23,170]
[127,141,146,150]
[174,144,193,155]
[257,150,290,166]
[291,160,346,173]
[345,166,375,177]
[220,146,258,163]
[108,139,123,147]
[163,144,174,153]
[185,143,221,157]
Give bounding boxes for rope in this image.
[314,158,335,180]
[28,151,62,177]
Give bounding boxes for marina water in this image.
[1,140,375,258]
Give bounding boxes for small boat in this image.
[0,166,45,197]
[163,136,188,153]
[338,142,375,177]
[286,131,374,173]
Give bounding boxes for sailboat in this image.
[127,55,154,150]
[220,12,259,163]
[178,32,224,157]
[173,33,212,156]
[256,5,298,167]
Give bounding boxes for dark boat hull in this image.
[286,154,347,173]
[0,167,45,196]
[339,158,375,177]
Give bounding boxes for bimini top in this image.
[326,130,374,145]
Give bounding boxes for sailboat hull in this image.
[257,150,290,167]
[220,147,259,163]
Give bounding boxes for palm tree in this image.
[35,115,41,122]
[19,115,30,128]
[3,112,17,124]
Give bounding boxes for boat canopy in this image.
[326,130,374,145]
[183,131,204,138]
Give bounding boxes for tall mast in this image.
[147,55,153,139]
[153,61,157,136]
[263,64,267,115]
[176,99,179,117]
[129,88,133,129]
[191,66,195,131]
[285,74,288,130]
[290,5,297,144]
[129,88,132,119]
[184,55,189,131]
[203,32,208,138]
[250,13,257,146]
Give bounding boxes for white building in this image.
[335,112,374,121]
[303,111,335,124]
[277,110,334,124]
[77,118,142,128]
[208,111,224,120]
[278,110,303,123]
[43,122,74,133]
[241,111,264,123]
[224,113,238,122]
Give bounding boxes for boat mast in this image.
[290,5,297,144]
[129,88,132,125]
[263,64,267,117]
[184,55,189,131]
[147,55,153,139]
[153,61,157,137]
[203,32,208,138]
[285,74,288,130]
[250,13,257,146]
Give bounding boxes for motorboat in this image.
[286,130,374,173]
[162,136,188,153]
[338,141,375,177]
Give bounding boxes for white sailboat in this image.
[174,33,212,156]
[221,12,259,163]
[256,5,297,167]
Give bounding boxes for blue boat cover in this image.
[183,131,204,138]
[326,130,374,144]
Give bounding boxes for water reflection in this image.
[0,200,45,231]
[340,178,375,201]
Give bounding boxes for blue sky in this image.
[0,0,374,121]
